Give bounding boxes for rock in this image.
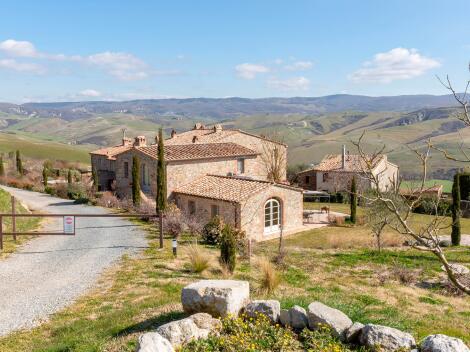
[360,324,416,351]
[345,322,364,343]
[279,305,308,330]
[245,300,281,323]
[439,240,452,247]
[441,264,470,275]
[307,302,352,340]
[181,280,250,317]
[137,332,175,352]
[190,312,222,332]
[421,334,470,352]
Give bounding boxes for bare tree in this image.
[352,133,470,295]
[260,135,287,183]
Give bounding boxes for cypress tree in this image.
[92,169,99,191]
[67,169,73,184]
[156,128,167,248]
[132,155,141,206]
[0,156,4,177]
[451,173,461,246]
[16,150,23,175]
[350,176,357,224]
[43,166,48,187]
[220,224,237,273]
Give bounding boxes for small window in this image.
[211,204,219,218]
[322,173,329,182]
[237,159,245,174]
[188,200,196,215]
[305,175,310,184]
[124,162,129,178]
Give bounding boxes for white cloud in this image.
[267,76,310,91]
[0,59,45,73]
[284,60,313,71]
[348,47,440,83]
[85,51,149,80]
[0,39,38,57]
[235,63,269,79]
[78,89,102,97]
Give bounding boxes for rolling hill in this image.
[1,94,468,178]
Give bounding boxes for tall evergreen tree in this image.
[92,168,99,191]
[16,150,23,175]
[451,172,461,246]
[156,128,167,248]
[67,169,73,184]
[42,165,48,187]
[0,156,4,178]
[132,156,141,206]
[350,176,357,224]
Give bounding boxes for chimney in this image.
[171,129,177,138]
[213,124,222,132]
[122,137,132,146]
[342,145,346,169]
[133,136,147,147]
[154,135,159,145]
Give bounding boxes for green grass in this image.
[0,132,91,164]
[401,179,453,193]
[0,188,40,258]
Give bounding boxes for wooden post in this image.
[0,215,3,251]
[11,196,16,242]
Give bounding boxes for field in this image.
[0,132,91,164]
[400,179,453,193]
[0,205,468,351]
[0,188,39,258]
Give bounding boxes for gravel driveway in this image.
[0,186,149,337]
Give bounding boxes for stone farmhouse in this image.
[297,146,399,193]
[90,124,303,241]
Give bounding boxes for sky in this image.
[0,0,469,103]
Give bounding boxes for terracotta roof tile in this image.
[173,175,271,202]
[309,154,385,172]
[90,145,132,160]
[137,142,258,161]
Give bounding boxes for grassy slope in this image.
[0,188,39,258]
[0,132,91,164]
[0,210,468,351]
[401,179,453,193]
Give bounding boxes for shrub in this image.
[164,204,185,239]
[181,312,300,352]
[66,184,87,200]
[220,224,237,273]
[257,257,280,294]
[202,216,224,245]
[301,325,366,351]
[44,186,56,196]
[96,192,120,208]
[186,245,211,273]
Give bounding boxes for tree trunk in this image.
[159,210,164,248]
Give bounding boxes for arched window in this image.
[264,198,281,234]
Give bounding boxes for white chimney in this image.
[342,145,346,169]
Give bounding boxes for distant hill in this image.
[0,94,459,120]
[1,94,468,178]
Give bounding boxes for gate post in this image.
[11,196,16,242]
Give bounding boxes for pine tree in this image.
[451,172,461,246]
[350,176,357,224]
[42,165,48,187]
[16,150,23,175]
[132,155,141,206]
[220,224,237,273]
[156,128,167,248]
[0,156,4,178]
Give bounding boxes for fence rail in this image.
[0,195,158,250]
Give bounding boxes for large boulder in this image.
[280,305,308,330]
[360,324,416,351]
[181,280,250,317]
[344,322,364,343]
[245,300,281,323]
[137,332,175,352]
[156,313,221,347]
[421,334,470,352]
[307,302,352,340]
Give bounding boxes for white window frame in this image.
[264,198,281,234]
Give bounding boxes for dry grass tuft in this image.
[256,257,281,294]
[186,245,211,273]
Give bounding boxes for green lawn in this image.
[401,179,453,193]
[0,211,468,351]
[0,188,40,258]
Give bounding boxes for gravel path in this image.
[0,186,149,337]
